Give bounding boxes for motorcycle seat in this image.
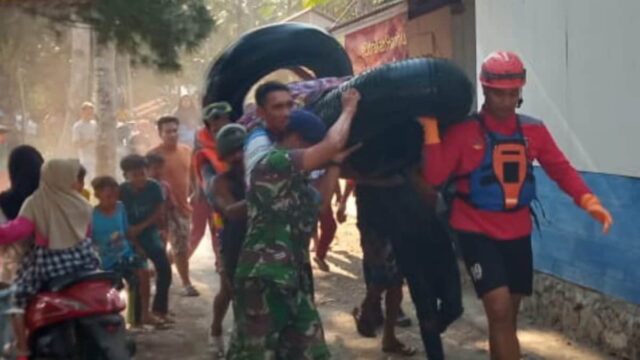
[45,271,121,292]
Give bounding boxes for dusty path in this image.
[135,212,614,360]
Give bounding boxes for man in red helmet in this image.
[421,51,613,360]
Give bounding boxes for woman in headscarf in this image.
[0,159,100,359]
[0,145,44,282]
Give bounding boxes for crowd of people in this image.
[0,51,614,360]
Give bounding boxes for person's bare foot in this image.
[141,313,163,326]
[352,307,376,338]
[209,335,225,359]
[181,284,200,297]
[313,256,330,272]
[153,312,176,324]
[382,338,417,357]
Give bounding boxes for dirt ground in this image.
[134,208,615,360]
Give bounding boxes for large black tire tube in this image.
[203,22,353,120]
[309,57,474,142]
[346,119,424,176]
[308,58,473,176]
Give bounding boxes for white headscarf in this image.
[19,159,92,250]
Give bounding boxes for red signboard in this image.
[344,14,408,74]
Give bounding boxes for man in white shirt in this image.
[72,102,98,177]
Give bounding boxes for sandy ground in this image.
[134,208,614,360]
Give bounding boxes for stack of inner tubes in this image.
[204,23,474,176]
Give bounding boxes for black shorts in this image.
[220,221,247,279]
[456,232,533,298]
[355,185,404,289]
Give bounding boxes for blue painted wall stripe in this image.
[532,168,640,305]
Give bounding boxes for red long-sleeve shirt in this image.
[423,108,591,240]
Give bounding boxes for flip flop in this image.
[383,342,417,357]
[181,284,200,297]
[157,316,176,325]
[152,322,174,330]
[142,314,172,329]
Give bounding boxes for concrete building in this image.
[326,1,639,357]
[329,0,477,97]
[476,2,639,357]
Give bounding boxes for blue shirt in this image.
[119,180,164,241]
[92,202,134,270]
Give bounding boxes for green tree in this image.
[18,0,215,71]
[0,8,72,152]
[177,0,308,89]
[5,0,215,175]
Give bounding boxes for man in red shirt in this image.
[421,51,613,360]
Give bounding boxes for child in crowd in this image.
[119,154,173,324]
[145,153,176,253]
[91,176,152,327]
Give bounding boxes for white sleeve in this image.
[244,128,273,184]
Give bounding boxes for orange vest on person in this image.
[192,128,228,230]
[192,128,227,188]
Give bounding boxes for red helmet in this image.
[480,51,526,89]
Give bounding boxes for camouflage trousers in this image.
[227,278,330,360]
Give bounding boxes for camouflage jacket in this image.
[235,148,320,288]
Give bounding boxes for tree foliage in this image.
[18,0,215,72]
[0,8,71,123]
[175,0,307,86]
[303,0,399,23]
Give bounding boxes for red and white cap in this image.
[480,51,526,89]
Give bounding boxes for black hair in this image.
[255,81,290,107]
[146,152,165,167]
[77,165,87,181]
[120,154,148,173]
[91,176,119,193]
[0,145,44,219]
[156,115,180,132]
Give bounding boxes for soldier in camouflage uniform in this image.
[228,88,361,360]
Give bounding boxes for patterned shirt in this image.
[235,148,321,288]
[243,123,274,187]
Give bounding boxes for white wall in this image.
[476,0,640,177]
[452,0,477,110]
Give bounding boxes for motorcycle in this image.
[2,270,135,360]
